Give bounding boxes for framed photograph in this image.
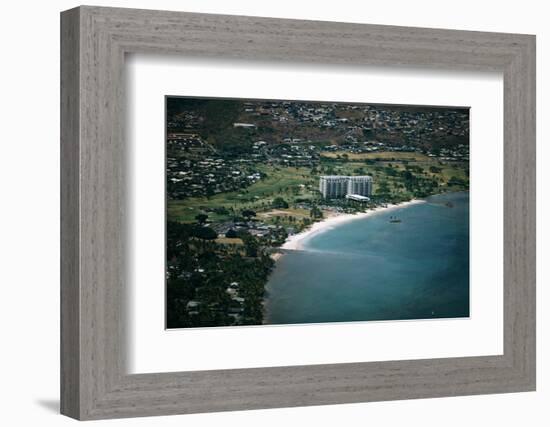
[61,6,536,420]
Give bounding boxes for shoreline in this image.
[279,199,426,251]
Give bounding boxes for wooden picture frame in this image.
[60,5,536,420]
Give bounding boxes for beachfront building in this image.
[347,176,373,197]
[319,176,349,198]
[319,175,373,199]
[345,194,370,202]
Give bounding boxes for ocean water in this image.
[264,192,469,325]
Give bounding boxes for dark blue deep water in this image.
[264,192,469,325]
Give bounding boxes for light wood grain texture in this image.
[60,7,80,419]
[60,5,536,420]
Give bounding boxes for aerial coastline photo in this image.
[166,96,470,329]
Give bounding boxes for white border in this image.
[127,55,503,374]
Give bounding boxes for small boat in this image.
[445,202,454,208]
[389,216,402,223]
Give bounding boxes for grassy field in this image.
[167,166,317,223]
[215,237,243,245]
[168,151,469,224]
[257,208,311,220]
[320,151,467,190]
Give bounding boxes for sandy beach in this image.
[270,252,284,261]
[280,199,425,251]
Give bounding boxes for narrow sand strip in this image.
[280,199,425,251]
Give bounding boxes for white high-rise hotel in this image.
[319,175,373,199]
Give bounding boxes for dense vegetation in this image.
[166,221,274,328]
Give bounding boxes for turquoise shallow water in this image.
[264,192,470,325]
